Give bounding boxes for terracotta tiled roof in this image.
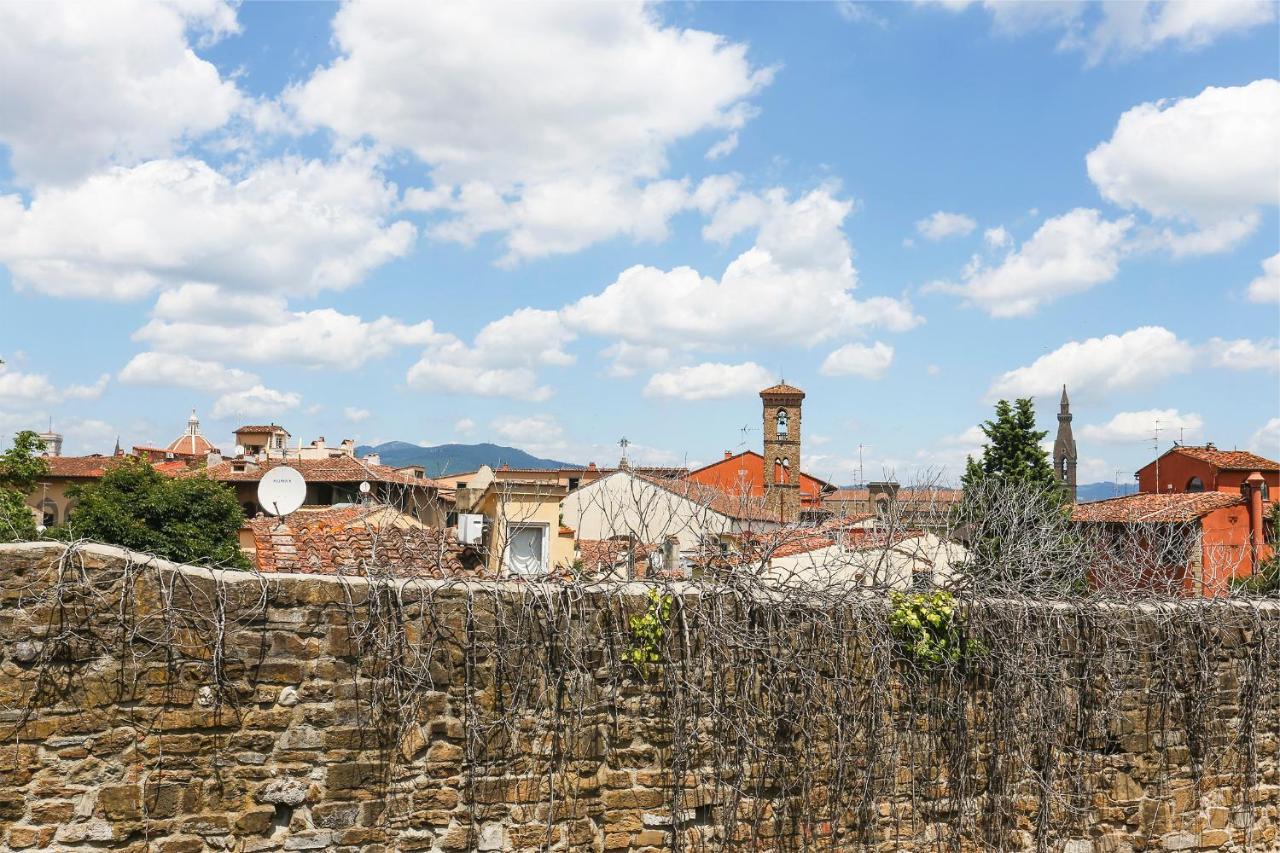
[825,487,963,504]
[576,538,655,575]
[43,455,115,478]
[1072,492,1244,524]
[637,473,781,523]
[248,507,482,576]
[235,425,289,434]
[196,456,434,486]
[165,433,218,456]
[685,450,837,491]
[1169,446,1280,472]
[759,383,805,397]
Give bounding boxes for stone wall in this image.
[0,542,1276,852]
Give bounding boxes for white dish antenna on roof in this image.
[257,466,306,517]
[358,481,371,494]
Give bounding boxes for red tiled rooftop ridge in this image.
[1071,491,1244,524]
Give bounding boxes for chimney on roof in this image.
[587,462,597,471]
[1246,471,1267,572]
[724,450,732,459]
[1206,441,1216,450]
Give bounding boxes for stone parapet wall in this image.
[0,542,1276,852]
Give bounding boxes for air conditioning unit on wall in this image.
[457,513,485,545]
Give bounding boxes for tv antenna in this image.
[858,444,871,485]
[1153,418,1162,491]
[257,466,306,518]
[618,436,630,467]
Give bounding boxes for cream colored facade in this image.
[560,470,780,556]
[472,480,573,575]
[758,532,966,590]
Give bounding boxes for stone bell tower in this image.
[761,382,805,523]
[1054,385,1078,503]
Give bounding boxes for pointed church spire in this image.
[1054,385,1078,503]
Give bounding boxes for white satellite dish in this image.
[257,466,306,516]
[358,481,371,495]
[234,444,245,457]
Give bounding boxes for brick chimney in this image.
[1246,471,1266,570]
[724,450,732,459]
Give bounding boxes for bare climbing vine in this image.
[0,476,1277,851]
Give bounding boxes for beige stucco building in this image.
[561,470,781,559]
[466,480,574,576]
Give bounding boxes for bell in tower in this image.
[760,382,805,523]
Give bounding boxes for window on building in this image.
[505,524,548,575]
[568,477,580,492]
[39,500,57,527]
[776,408,788,436]
[1186,477,1205,493]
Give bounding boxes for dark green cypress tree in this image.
[961,399,1058,492]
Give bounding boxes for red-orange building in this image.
[686,450,836,515]
[1136,444,1278,498]
[1073,444,1276,597]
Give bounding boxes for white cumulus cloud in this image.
[118,352,260,393]
[212,385,302,420]
[643,362,775,401]
[989,326,1195,399]
[916,211,976,240]
[0,154,417,300]
[1080,409,1203,444]
[344,407,371,423]
[135,285,440,369]
[820,342,894,379]
[1204,338,1280,372]
[1252,417,1280,454]
[1248,253,1280,303]
[288,1,773,262]
[405,309,573,402]
[1086,80,1280,254]
[0,1,242,185]
[0,363,108,405]
[931,208,1132,317]
[563,187,920,347]
[931,1,1276,65]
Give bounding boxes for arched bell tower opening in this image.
[761,382,804,523]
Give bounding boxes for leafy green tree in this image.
[0,430,50,542]
[63,456,249,568]
[960,399,1058,493]
[957,399,1073,589]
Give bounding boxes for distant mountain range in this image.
[1077,481,1139,502]
[354,441,574,477]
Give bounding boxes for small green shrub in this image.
[624,588,672,679]
[888,589,980,667]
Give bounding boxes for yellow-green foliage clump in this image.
[889,589,979,666]
[624,588,672,679]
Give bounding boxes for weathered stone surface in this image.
[0,542,1274,853]
[254,778,309,807]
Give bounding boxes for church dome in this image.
[166,409,219,456]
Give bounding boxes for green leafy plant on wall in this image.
[624,588,672,680]
[888,589,980,667]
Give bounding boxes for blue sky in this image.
[0,1,1277,485]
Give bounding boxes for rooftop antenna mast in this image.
[1153,418,1163,492]
[858,443,871,486]
[618,436,630,468]
[738,422,755,449]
